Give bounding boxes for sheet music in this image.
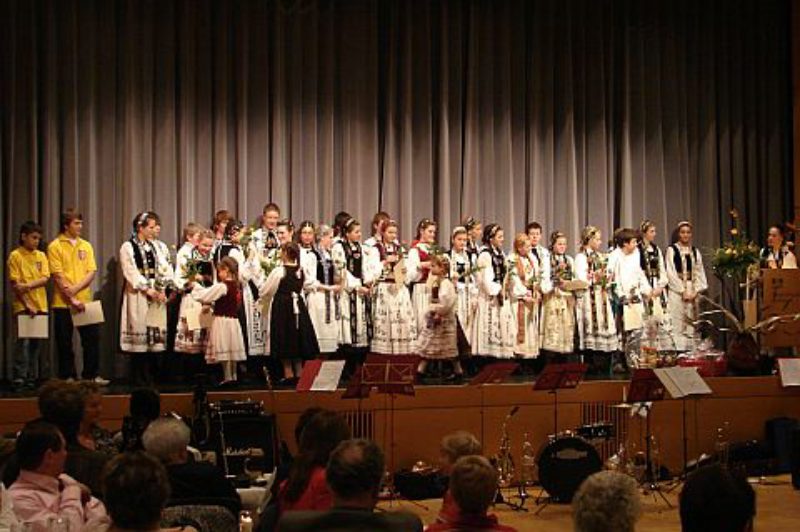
[18,314,48,339]
[311,360,346,391]
[778,358,800,387]
[623,303,644,331]
[145,302,167,329]
[71,301,105,327]
[186,307,202,331]
[654,367,712,398]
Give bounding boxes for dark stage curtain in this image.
[0,0,793,377]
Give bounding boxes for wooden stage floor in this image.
[381,475,800,531]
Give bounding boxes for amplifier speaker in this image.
[206,413,278,476]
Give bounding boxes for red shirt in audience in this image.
[426,511,517,531]
[278,466,333,514]
[437,489,459,523]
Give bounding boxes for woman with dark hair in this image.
[278,410,351,515]
[262,242,320,384]
[407,218,438,336]
[471,224,515,358]
[665,221,707,352]
[120,212,169,384]
[760,224,797,269]
[332,219,375,360]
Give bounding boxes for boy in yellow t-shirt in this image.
[47,208,106,383]
[7,221,50,389]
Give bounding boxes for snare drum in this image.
[536,435,602,503]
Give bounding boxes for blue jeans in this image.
[13,338,41,384]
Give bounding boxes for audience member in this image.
[0,484,21,532]
[279,438,423,532]
[6,420,108,532]
[102,451,197,532]
[680,465,756,532]
[37,380,110,497]
[77,380,116,456]
[572,470,641,532]
[436,431,482,524]
[142,417,241,516]
[119,387,161,452]
[279,410,351,514]
[426,455,515,531]
[276,407,325,487]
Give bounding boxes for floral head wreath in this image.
[344,217,360,232]
[463,217,480,231]
[640,219,656,235]
[451,225,468,239]
[580,225,600,248]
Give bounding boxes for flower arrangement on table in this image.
[711,208,760,280]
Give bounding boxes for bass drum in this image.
[537,435,602,503]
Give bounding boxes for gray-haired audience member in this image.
[680,465,755,532]
[279,438,423,532]
[142,418,241,516]
[573,471,641,532]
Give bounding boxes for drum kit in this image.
[495,402,674,514]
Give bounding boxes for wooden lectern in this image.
[761,269,800,348]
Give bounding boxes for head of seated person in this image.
[37,379,85,445]
[15,420,67,478]
[326,438,385,511]
[448,455,499,518]
[282,410,351,507]
[142,418,192,466]
[679,464,755,532]
[572,470,641,532]
[102,451,171,531]
[439,431,482,475]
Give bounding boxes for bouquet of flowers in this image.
[261,253,281,279]
[711,208,760,280]
[589,253,612,289]
[237,223,258,250]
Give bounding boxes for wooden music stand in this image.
[761,269,800,348]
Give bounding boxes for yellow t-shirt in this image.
[7,247,51,314]
[47,234,97,309]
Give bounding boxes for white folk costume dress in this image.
[406,242,435,337]
[332,239,375,349]
[574,250,618,352]
[120,238,168,353]
[760,246,798,269]
[415,276,458,359]
[371,241,417,355]
[301,246,341,353]
[665,243,708,352]
[214,242,267,356]
[174,243,214,354]
[191,280,246,364]
[449,249,479,351]
[262,264,320,361]
[508,251,550,358]
[540,253,577,354]
[639,242,674,350]
[471,246,515,358]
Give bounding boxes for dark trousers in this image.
[53,308,100,379]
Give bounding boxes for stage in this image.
[2,375,799,476]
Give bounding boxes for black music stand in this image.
[627,368,671,508]
[533,363,588,436]
[349,354,424,509]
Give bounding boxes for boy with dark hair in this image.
[7,221,50,389]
